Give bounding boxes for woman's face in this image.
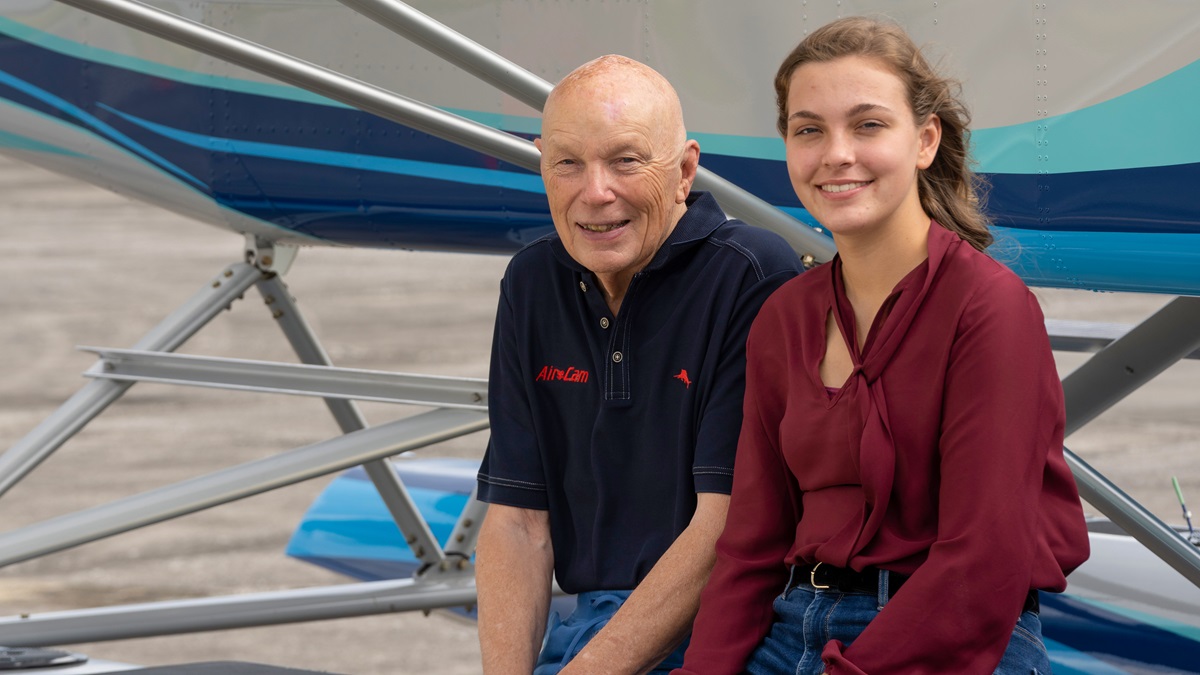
[783,55,940,243]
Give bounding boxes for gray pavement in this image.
[0,156,1196,673]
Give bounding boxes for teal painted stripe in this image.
[1044,638,1130,675]
[0,70,204,188]
[0,128,85,157]
[99,104,547,194]
[0,16,349,108]
[974,58,1200,175]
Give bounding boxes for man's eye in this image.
[792,126,818,137]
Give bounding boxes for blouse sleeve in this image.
[823,270,1065,674]
[675,297,803,675]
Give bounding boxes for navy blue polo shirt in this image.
[478,192,802,594]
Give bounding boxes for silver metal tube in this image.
[335,0,836,262]
[1066,448,1200,587]
[336,0,551,111]
[0,263,262,497]
[0,575,475,645]
[81,347,489,409]
[56,0,538,172]
[257,275,450,569]
[0,409,488,568]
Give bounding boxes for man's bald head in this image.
[544,55,687,154]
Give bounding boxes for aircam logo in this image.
[534,364,590,384]
[673,369,692,388]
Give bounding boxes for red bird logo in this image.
[673,369,692,389]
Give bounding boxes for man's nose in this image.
[581,165,617,204]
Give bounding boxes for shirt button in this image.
[579,281,588,292]
[600,317,610,329]
[612,351,623,363]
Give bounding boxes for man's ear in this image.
[533,137,543,153]
[676,139,700,203]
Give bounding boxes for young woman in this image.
[676,17,1090,675]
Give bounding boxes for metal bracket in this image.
[244,234,298,276]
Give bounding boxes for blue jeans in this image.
[533,590,689,675]
[744,569,1050,674]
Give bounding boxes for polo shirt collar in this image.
[548,191,726,273]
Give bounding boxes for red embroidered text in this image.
[535,365,590,383]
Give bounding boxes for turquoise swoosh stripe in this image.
[0,71,204,188]
[974,59,1200,175]
[98,104,546,194]
[0,128,85,157]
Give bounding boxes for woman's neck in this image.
[835,215,931,348]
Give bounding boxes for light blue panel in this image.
[286,475,468,562]
[993,226,1200,295]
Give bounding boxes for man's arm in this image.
[477,503,555,675]
[560,492,730,675]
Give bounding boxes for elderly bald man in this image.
[475,55,802,674]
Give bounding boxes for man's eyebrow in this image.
[787,102,894,124]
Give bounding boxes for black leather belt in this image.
[792,563,1040,614]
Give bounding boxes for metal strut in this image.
[0,262,264,498]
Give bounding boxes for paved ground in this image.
[0,156,1196,673]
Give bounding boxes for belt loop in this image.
[876,569,890,608]
[783,565,799,596]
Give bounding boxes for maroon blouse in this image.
[677,223,1089,674]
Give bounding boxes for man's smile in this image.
[577,220,631,233]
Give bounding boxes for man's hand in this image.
[476,504,554,675]
[560,492,731,675]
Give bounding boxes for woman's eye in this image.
[860,121,885,130]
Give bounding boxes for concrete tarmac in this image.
[0,156,1196,672]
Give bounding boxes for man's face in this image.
[536,76,695,295]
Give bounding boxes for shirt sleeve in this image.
[476,274,549,510]
[823,270,1067,674]
[692,267,800,494]
[676,298,803,674]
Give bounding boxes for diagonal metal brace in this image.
[0,409,488,569]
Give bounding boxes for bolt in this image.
[262,255,273,266]
[458,559,469,570]
[264,295,276,305]
[463,519,474,528]
[224,269,233,278]
[212,281,221,288]
[455,534,465,543]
